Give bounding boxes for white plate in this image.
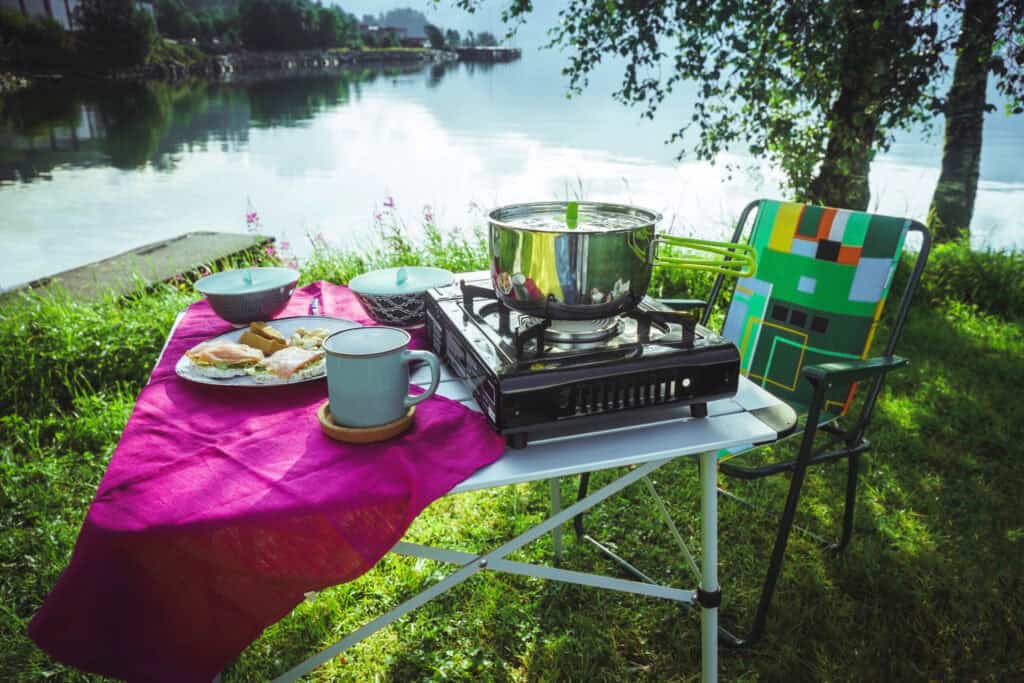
[174,316,360,387]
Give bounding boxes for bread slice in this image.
[250,321,286,343]
[239,330,287,356]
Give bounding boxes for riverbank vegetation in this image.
[0,2,484,77]
[1,214,1021,679]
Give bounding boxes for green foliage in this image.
[424,23,444,49]
[148,35,205,65]
[0,8,76,70]
[238,0,357,50]
[907,236,1024,320]
[457,0,950,209]
[0,283,197,419]
[300,207,487,285]
[444,28,461,47]
[74,0,156,68]
[475,30,498,47]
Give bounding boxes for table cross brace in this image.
[273,457,687,682]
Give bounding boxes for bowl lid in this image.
[194,267,298,295]
[349,266,453,296]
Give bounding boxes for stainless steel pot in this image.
[488,201,757,321]
[488,202,657,320]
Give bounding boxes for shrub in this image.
[299,205,487,285]
[893,236,1024,320]
[0,9,75,70]
[0,284,197,418]
[74,0,156,68]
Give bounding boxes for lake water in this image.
[1,50,1022,289]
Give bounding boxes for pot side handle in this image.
[645,235,757,278]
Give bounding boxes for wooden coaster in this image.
[317,402,414,444]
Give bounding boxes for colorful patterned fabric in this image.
[722,200,909,415]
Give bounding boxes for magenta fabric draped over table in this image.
[28,281,507,682]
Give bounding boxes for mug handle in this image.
[402,349,441,407]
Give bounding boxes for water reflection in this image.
[0,63,438,183]
[0,51,1020,289]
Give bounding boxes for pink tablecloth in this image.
[28,281,506,682]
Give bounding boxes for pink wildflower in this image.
[287,257,299,269]
[279,240,291,251]
[423,205,434,224]
[383,196,395,209]
[265,246,277,257]
[246,211,259,225]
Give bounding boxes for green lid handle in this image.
[396,267,408,287]
[566,201,579,230]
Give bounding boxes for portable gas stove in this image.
[424,272,741,448]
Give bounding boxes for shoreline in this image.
[5,47,468,86]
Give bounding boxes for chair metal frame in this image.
[573,198,931,647]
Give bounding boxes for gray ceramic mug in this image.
[323,326,441,428]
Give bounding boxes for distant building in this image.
[359,23,407,44]
[400,37,429,48]
[1,0,79,29]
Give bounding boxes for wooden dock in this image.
[4,231,273,302]
[455,47,522,63]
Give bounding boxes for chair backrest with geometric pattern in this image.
[721,200,911,414]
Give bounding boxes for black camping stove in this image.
[424,272,741,448]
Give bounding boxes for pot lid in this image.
[194,267,298,295]
[349,266,453,296]
[488,201,661,233]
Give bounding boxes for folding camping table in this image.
[272,363,795,683]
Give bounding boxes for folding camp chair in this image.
[573,198,931,647]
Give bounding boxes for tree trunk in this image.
[927,0,999,243]
[804,84,878,210]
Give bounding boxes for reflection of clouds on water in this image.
[868,160,1024,251]
[0,55,1022,288]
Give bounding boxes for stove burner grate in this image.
[459,278,697,358]
[544,318,622,343]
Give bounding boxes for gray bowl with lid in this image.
[194,267,299,324]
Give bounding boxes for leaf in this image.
[565,201,579,229]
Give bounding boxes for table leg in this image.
[549,477,563,563]
[699,451,719,683]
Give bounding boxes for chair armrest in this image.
[656,298,707,312]
[802,356,908,388]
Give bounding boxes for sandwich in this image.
[239,322,288,356]
[185,341,264,378]
[251,346,326,383]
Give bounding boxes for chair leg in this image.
[829,452,860,553]
[726,459,813,648]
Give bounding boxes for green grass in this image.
[1,229,1022,681]
[147,38,205,67]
